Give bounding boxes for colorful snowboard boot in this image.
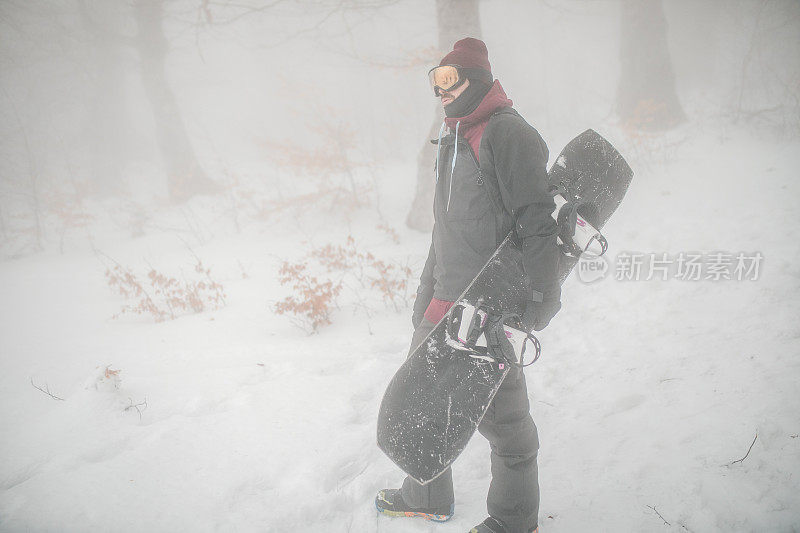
[374,488,454,522]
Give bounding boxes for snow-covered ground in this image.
[1,123,799,532]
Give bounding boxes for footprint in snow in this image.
[605,393,646,417]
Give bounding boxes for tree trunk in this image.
[133,0,216,201]
[617,0,684,130]
[78,0,130,194]
[405,0,482,231]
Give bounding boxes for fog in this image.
[1,1,797,231]
[1,1,800,531]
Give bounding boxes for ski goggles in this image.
[428,65,466,96]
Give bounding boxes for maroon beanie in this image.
[439,37,492,75]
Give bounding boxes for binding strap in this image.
[484,312,542,368]
[549,184,592,257]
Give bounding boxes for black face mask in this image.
[444,79,492,118]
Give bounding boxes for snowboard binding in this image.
[445,301,541,368]
[549,184,608,258]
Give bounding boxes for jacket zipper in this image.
[463,140,484,185]
[463,140,505,216]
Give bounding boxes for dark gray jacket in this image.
[420,109,560,306]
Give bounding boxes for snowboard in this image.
[377,129,633,485]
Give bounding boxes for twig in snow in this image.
[728,433,758,465]
[124,397,148,420]
[646,505,671,526]
[30,378,65,401]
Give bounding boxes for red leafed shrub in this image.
[365,254,413,310]
[105,258,226,322]
[311,236,412,309]
[274,236,413,333]
[274,262,342,333]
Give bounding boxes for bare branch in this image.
[200,0,289,26]
[30,377,65,401]
[646,505,671,526]
[728,433,758,466]
[124,397,148,420]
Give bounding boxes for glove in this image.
[412,283,434,329]
[521,299,561,332]
[521,287,561,332]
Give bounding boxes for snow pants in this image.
[400,318,540,533]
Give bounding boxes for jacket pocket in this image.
[445,154,493,222]
[450,208,497,260]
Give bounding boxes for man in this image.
[375,38,561,533]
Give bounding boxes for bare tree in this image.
[617,0,684,130]
[134,0,217,201]
[729,0,800,133]
[405,0,482,232]
[77,0,131,194]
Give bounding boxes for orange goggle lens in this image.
[428,65,462,96]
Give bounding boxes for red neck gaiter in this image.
[444,80,513,162]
